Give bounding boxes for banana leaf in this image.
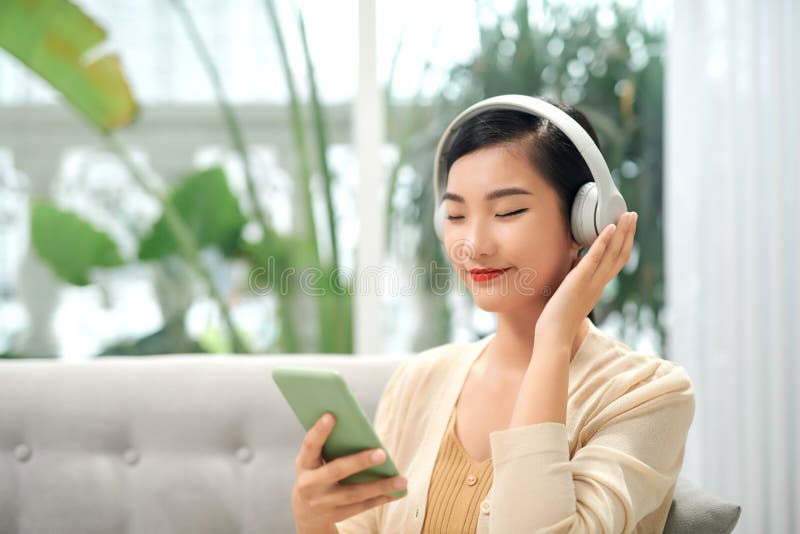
[0,0,137,130]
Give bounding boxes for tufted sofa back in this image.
[0,354,739,534]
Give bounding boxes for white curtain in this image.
[665,1,799,532]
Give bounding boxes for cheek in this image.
[509,244,569,293]
[443,237,473,268]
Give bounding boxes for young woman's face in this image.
[443,143,582,314]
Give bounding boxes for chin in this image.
[469,291,526,314]
[468,282,545,315]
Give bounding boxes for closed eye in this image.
[447,208,529,220]
[497,208,528,218]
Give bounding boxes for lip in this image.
[469,267,511,282]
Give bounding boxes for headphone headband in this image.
[434,94,616,206]
[432,94,626,247]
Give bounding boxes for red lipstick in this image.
[469,267,511,282]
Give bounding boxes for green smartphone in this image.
[272,366,407,498]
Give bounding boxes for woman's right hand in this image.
[292,412,408,532]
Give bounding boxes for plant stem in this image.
[264,0,322,272]
[104,133,250,354]
[297,10,338,273]
[383,28,439,249]
[168,0,271,239]
[297,9,352,352]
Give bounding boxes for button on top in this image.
[466,473,477,486]
[236,446,253,463]
[123,449,140,465]
[14,444,31,462]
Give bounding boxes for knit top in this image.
[335,320,696,533]
[421,406,494,533]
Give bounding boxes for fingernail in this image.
[393,478,406,488]
[371,450,385,463]
[322,414,332,426]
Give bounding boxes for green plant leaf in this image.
[139,167,247,260]
[31,201,123,286]
[0,0,137,130]
[240,227,300,291]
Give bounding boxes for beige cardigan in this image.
[335,320,695,533]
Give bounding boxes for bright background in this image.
[0,1,797,531]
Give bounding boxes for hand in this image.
[292,412,407,531]
[536,211,638,345]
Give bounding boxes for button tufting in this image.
[466,473,477,486]
[14,444,31,462]
[236,446,253,463]
[123,449,140,465]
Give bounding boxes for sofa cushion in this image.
[665,476,742,534]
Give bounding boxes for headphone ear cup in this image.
[433,202,446,242]
[570,182,599,248]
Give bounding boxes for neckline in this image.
[449,405,493,466]
[466,318,599,371]
[447,319,600,463]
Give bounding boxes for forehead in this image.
[446,143,547,194]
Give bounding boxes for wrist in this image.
[293,497,338,534]
[295,523,338,534]
[533,330,572,353]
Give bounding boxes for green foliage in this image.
[0,0,137,130]
[139,167,247,260]
[0,0,253,354]
[99,316,203,356]
[2,0,350,356]
[240,225,301,293]
[264,0,353,353]
[30,202,124,286]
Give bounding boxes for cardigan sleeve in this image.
[334,358,413,534]
[487,362,696,534]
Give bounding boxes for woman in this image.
[291,97,695,533]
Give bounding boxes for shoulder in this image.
[381,335,486,403]
[576,325,695,421]
[582,325,693,385]
[390,339,472,390]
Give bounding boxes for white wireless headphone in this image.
[432,94,627,248]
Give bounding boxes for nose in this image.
[450,217,497,264]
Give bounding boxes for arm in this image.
[489,353,696,533]
[297,525,339,534]
[508,339,572,428]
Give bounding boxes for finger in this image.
[608,213,631,258]
[316,447,388,488]
[617,213,637,271]
[598,212,635,279]
[315,474,407,510]
[582,223,617,275]
[296,412,336,473]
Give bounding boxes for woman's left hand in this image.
[536,211,638,346]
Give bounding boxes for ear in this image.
[570,240,584,269]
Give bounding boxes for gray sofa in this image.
[0,354,741,534]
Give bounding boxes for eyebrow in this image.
[442,187,534,203]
